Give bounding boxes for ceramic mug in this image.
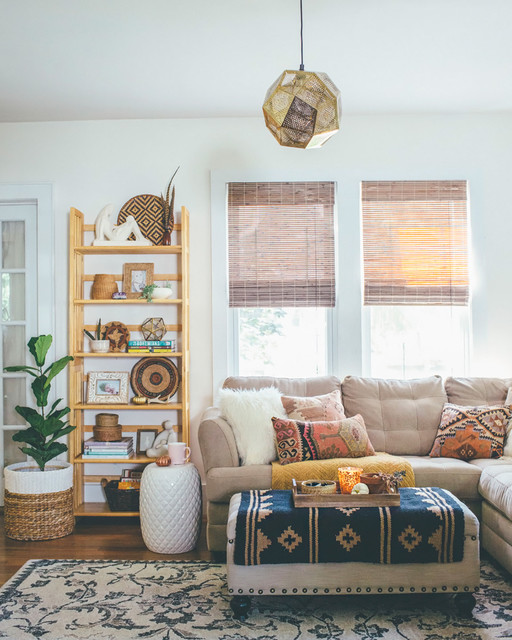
[168,442,191,465]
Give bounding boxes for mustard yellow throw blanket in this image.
[271,452,415,490]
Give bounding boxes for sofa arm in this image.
[198,406,240,473]
[206,465,272,502]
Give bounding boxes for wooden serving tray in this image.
[291,479,401,508]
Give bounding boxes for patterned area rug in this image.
[0,557,510,639]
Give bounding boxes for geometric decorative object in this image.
[263,0,341,149]
[141,317,167,341]
[130,357,180,400]
[117,194,165,245]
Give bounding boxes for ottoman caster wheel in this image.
[454,592,476,616]
[231,595,251,621]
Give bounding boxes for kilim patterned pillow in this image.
[281,389,346,422]
[272,415,375,465]
[429,403,511,461]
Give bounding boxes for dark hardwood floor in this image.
[0,514,213,586]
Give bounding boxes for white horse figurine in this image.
[93,204,151,246]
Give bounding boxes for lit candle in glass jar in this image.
[338,467,363,494]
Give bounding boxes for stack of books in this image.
[82,436,134,459]
[127,340,177,353]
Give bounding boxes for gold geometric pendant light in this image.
[263,0,341,149]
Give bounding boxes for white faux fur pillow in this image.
[218,387,287,465]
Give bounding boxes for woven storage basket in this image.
[4,463,74,541]
[102,479,140,512]
[301,479,337,495]
[94,413,121,441]
[91,274,118,300]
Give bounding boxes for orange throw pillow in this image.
[272,415,375,465]
[429,403,510,461]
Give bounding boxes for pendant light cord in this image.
[299,0,304,70]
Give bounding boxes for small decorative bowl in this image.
[301,479,337,495]
[112,291,127,299]
[132,396,147,405]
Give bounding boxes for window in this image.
[361,180,470,378]
[227,181,336,377]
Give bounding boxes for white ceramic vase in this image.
[151,287,173,300]
[90,339,110,352]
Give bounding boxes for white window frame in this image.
[211,171,341,394]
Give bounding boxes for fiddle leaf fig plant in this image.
[4,335,75,471]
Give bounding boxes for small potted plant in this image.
[3,335,76,540]
[140,283,173,303]
[84,318,110,352]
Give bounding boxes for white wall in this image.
[1,113,511,474]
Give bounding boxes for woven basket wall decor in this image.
[130,357,180,399]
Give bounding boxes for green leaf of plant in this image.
[18,446,47,471]
[43,356,73,388]
[84,330,95,340]
[28,335,53,367]
[3,365,40,377]
[12,427,45,447]
[14,406,45,428]
[31,376,50,407]
[38,416,65,438]
[42,441,67,459]
[47,424,75,444]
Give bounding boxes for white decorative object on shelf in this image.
[140,462,201,554]
[151,286,173,299]
[93,204,151,246]
[146,421,178,458]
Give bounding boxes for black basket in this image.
[101,479,140,512]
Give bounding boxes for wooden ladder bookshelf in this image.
[68,206,190,516]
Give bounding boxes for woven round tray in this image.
[301,479,337,495]
[103,321,130,352]
[130,357,180,399]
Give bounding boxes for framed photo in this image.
[123,263,154,299]
[87,371,129,404]
[137,429,158,455]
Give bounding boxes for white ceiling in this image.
[1,0,512,123]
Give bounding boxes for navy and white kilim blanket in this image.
[234,487,465,566]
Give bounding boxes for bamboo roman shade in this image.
[228,181,336,307]
[362,180,469,305]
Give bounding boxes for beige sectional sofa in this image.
[198,374,512,573]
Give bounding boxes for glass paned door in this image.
[0,204,37,503]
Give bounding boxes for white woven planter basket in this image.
[4,461,73,495]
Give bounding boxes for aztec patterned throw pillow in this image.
[429,403,511,460]
[281,389,346,422]
[272,415,375,465]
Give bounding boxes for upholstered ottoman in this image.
[226,488,480,620]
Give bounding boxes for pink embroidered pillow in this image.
[429,403,510,461]
[281,389,346,422]
[272,415,375,465]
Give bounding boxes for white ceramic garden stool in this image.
[140,462,202,554]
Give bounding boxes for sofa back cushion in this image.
[222,375,342,396]
[341,375,446,456]
[445,376,512,406]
